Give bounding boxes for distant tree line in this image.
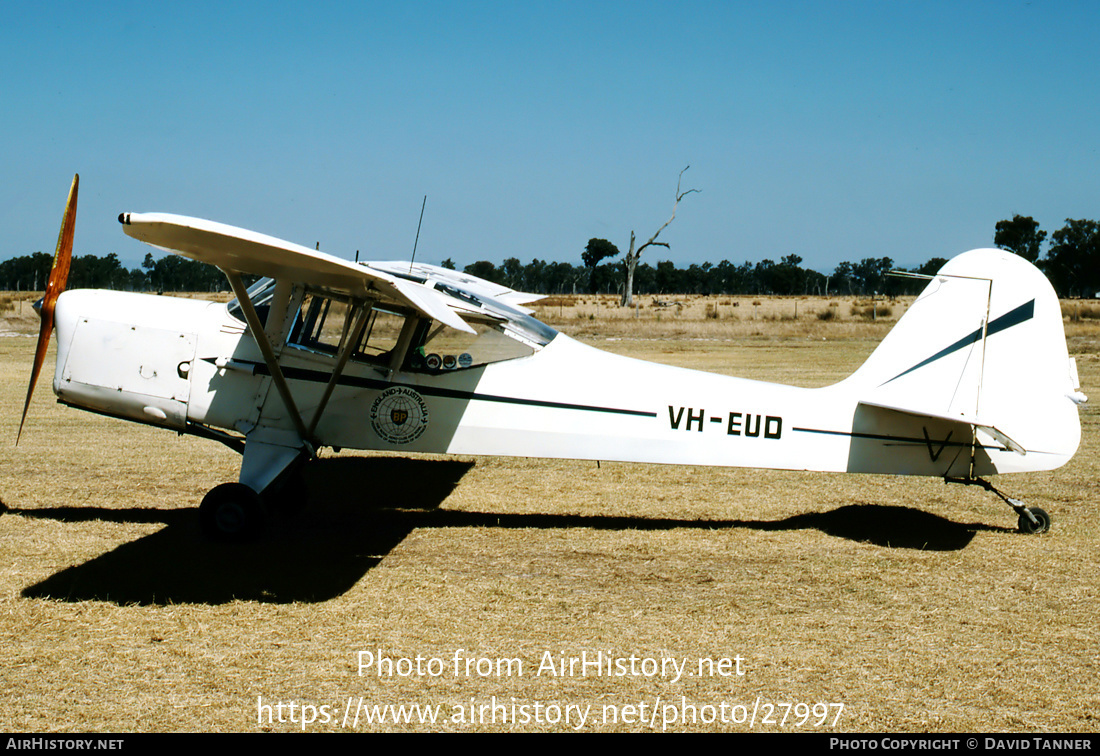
[450,216,1092,300]
[3,216,1095,298]
[456,253,931,297]
[0,251,225,293]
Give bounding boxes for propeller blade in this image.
[17,174,78,445]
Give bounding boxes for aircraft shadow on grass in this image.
[7,457,1007,605]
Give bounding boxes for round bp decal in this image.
[370,386,429,444]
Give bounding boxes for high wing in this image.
[119,212,477,333]
[365,261,545,314]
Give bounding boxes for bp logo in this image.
[370,386,429,444]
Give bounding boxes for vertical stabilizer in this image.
[841,249,1081,473]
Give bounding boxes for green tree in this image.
[522,259,546,292]
[917,257,948,276]
[831,260,854,296]
[541,261,584,294]
[632,262,657,294]
[70,253,124,288]
[994,215,1046,262]
[1042,219,1099,297]
[753,259,776,294]
[773,254,805,295]
[852,257,894,295]
[654,260,681,293]
[0,252,52,290]
[589,263,620,295]
[143,254,225,291]
[463,260,504,285]
[582,238,620,293]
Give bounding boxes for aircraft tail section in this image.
[840,249,1083,475]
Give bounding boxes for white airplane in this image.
[19,176,1087,540]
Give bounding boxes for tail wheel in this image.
[1017,507,1051,535]
[200,483,266,542]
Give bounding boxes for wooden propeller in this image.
[17,174,78,445]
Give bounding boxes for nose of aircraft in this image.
[50,289,205,430]
[50,289,80,379]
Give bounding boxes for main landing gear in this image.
[199,483,265,542]
[197,432,314,541]
[946,477,1051,535]
[198,459,310,542]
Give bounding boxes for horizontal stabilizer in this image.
[857,400,1026,455]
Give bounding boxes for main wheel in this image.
[1017,507,1051,535]
[200,483,266,542]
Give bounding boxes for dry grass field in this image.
[1,293,1098,732]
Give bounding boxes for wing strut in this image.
[224,271,310,443]
[306,303,372,437]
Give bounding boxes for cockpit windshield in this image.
[226,277,278,325]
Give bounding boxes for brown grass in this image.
[1062,300,1100,321]
[527,295,912,343]
[0,296,1098,732]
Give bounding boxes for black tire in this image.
[1017,507,1051,535]
[200,483,266,542]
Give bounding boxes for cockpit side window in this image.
[289,294,339,354]
[240,282,557,373]
[287,292,404,364]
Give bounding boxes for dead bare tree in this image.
[621,166,699,307]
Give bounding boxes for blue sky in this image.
[3,1,1098,274]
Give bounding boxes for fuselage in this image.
[51,273,1079,481]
